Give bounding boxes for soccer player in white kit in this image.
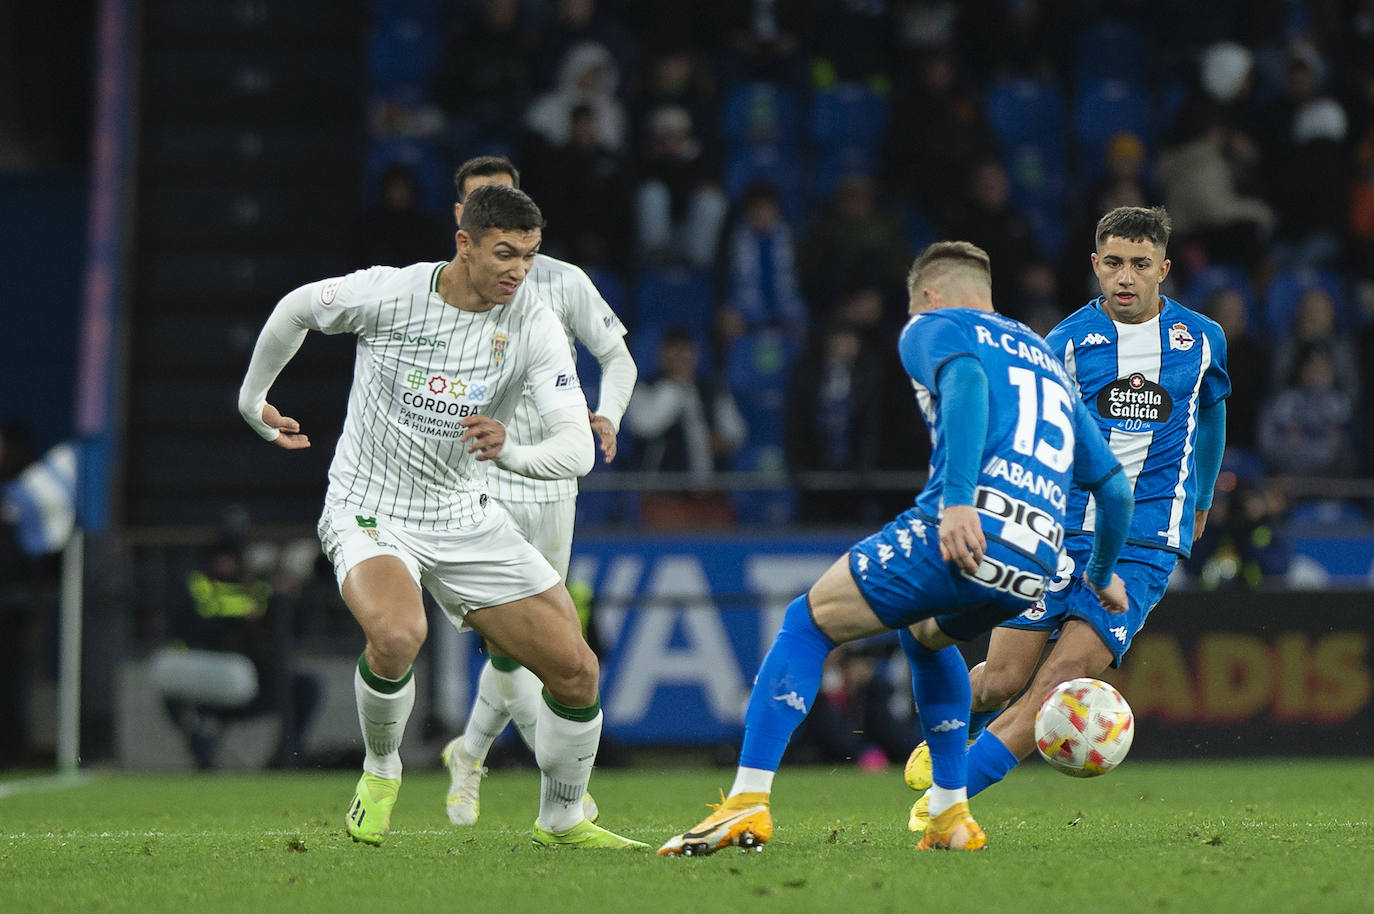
[440,157,638,827]
[237,184,645,849]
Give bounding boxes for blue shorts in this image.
[849,508,1052,642]
[999,539,1175,666]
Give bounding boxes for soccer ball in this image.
[1033,677,1134,777]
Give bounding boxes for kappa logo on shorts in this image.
[1109,625,1128,643]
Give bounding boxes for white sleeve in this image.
[492,405,595,479]
[591,337,637,433]
[236,284,321,441]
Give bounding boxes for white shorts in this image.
[494,496,576,581]
[317,501,560,630]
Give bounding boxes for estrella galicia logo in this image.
[1096,373,1173,432]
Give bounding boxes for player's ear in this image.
[1159,257,1171,281]
[455,229,470,260]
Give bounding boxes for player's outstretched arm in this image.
[238,284,318,449]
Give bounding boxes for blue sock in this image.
[899,630,971,790]
[738,595,835,771]
[968,708,1003,741]
[966,729,1021,797]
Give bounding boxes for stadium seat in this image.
[985,78,1066,148]
[633,267,716,339]
[809,82,889,151]
[1073,79,1154,182]
[725,329,801,449]
[721,81,805,151]
[1073,21,1147,88]
[810,144,881,202]
[369,14,444,99]
[724,145,806,224]
[584,267,628,325]
[729,444,797,526]
[1262,267,1350,338]
[1287,499,1369,527]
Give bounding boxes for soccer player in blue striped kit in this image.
[904,207,1231,829]
[660,241,1135,855]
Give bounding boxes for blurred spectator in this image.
[800,175,910,312]
[353,162,450,268]
[811,0,890,87]
[1257,342,1358,477]
[633,44,722,161]
[531,0,638,94]
[1270,287,1359,399]
[785,320,887,524]
[790,639,912,769]
[429,0,536,144]
[522,103,632,270]
[1156,97,1276,269]
[1200,287,1270,451]
[633,104,729,269]
[706,0,813,86]
[525,41,627,153]
[625,327,747,482]
[884,45,994,220]
[1017,260,1066,338]
[1186,474,1292,590]
[939,158,1043,320]
[1259,43,1348,269]
[154,534,320,769]
[721,180,808,340]
[1062,132,1150,297]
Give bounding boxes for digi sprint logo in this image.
[1096,372,1173,433]
[396,369,491,438]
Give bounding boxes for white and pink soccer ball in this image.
[1034,677,1135,777]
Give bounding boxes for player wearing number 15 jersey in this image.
[905,206,1230,832]
[660,241,1133,857]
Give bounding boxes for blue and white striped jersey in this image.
[899,308,1122,575]
[1047,296,1230,557]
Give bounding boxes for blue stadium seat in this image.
[809,82,889,151]
[1073,21,1147,87]
[985,78,1066,147]
[633,267,716,338]
[1262,267,1349,338]
[724,145,806,224]
[1287,499,1368,527]
[730,445,797,526]
[725,329,800,449]
[1073,79,1154,182]
[1003,140,1068,212]
[369,15,444,99]
[721,81,805,151]
[584,267,628,323]
[810,144,881,202]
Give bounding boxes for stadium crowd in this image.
[362,0,1374,555]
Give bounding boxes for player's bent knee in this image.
[368,615,428,667]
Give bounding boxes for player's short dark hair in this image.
[907,240,993,295]
[459,184,543,241]
[453,156,521,203]
[1095,206,1172,250]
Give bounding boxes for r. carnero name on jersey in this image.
[973,324,1070,387]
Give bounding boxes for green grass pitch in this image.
[3,759,1371,913]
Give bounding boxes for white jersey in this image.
[303,261,587,529]
[488,254,629,503]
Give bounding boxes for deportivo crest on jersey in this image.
[492,332,508,362]
[1168,322,1194,351]
[1081,332,1111,346]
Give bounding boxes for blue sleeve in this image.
[934,356,989,506]
[1084,469,1132,588]
[1192,401,1226,511]
[1068,398,1119,490]
[898,312,973,389]
[1200,319,1232,407]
